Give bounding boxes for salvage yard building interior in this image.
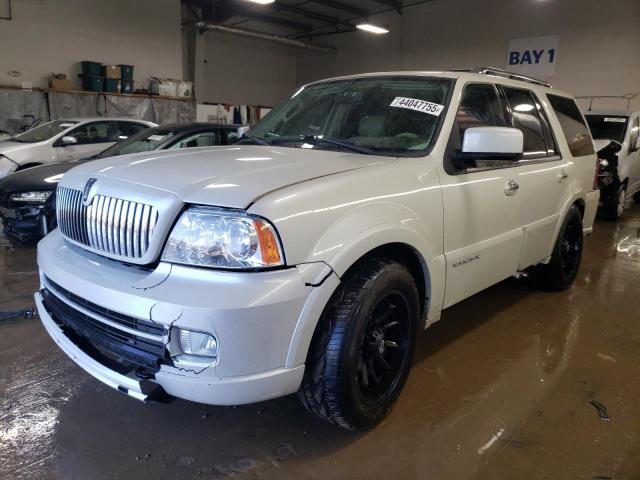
[1,0,640,479]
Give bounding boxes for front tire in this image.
[602,183,626,220]
[531,205,583,291]
[298,259,419,431]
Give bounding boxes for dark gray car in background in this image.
[0,123,243,241]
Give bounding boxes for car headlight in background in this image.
[161,207,284,269]
[10,191,53,203]
[0,155,18,178]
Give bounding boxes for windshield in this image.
[12,120,78,143]
[96,128,175,158]
[585,115,628,143]
[246,76,452,156]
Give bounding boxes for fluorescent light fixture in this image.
[356,23,389,34]
[244,0,275,4]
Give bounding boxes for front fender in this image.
[284,205,446,368]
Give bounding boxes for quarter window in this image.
[503,87,548,159]
[547,94,595,157]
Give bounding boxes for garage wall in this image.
[0,0,183,90]
[296,0,640,110]
[200,32,297,107]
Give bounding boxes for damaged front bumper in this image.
[35,230,317,405]
[0,201,56,242]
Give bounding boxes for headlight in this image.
[0,155,18,178]
[161,207,284,269]
[10,191,53,203]
[177,328,218,358]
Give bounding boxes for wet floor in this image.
[1,206,640,480]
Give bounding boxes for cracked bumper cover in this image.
[35,230,322,405]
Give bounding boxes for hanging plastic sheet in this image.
[48,92,105,119]
[0,89,49,134]
[151,97,195,124]
[104,94,155,122]
[0,88,195,133]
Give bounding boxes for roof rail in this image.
[467,66,552,88]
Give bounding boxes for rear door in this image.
[55,121,113,160]
[440,82,525,308]
[500,86,572,268]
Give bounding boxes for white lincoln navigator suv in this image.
[36,68,600,431]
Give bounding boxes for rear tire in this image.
[530,205,583,291]
[602,183,626,220]
[298,259,419,431]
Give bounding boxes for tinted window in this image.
[503,87,547,159]
[585,115,628,143]
[168,131,222,149]
[67,121,111,145]
[547,94,595,157]
[446,83,508,172]
[454,83,506,142]
[223,129,238,144]
[96,128,174,158]
[114,121,148,141]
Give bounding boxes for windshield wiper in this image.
[238,135,269,146]
[302,136,377,155]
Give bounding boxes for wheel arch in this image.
[285,230,441,369]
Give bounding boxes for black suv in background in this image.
[0,123,244,241]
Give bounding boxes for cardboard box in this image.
[50,78,76,91]
[103,65,122,79]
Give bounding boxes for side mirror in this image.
[60,136,78,146]
[632,135,640,152]
[237,126,250,139]
[461,127,524,160]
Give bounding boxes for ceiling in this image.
[182,0,421,40]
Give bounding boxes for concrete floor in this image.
[1,206,639,480]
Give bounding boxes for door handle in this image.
[558,169,568,181]
[504,179,519,196]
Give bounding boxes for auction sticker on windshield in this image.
[390,97,444,116]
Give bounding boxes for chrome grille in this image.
[57,187,158,258]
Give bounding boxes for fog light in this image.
[178,329,218,358]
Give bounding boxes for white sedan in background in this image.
[0,118,156,178]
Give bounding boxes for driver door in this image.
[439,83,524,308]
[55,121,113,161]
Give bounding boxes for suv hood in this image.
[62,145,393,208]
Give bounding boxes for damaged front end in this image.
[39,275,176,402]
[595,139,622,197]
[0,190,57,242]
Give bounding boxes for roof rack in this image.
[465,66,552,88]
